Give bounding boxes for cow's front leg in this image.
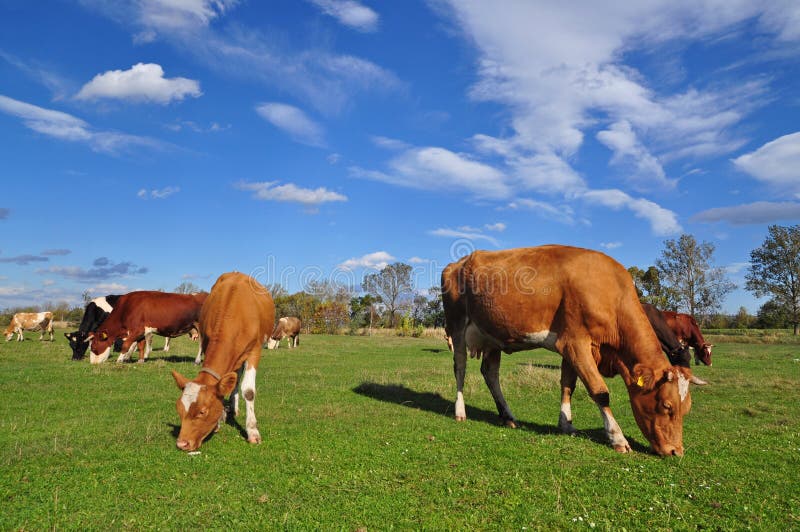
[480,349,517,427]
[241,361,261,444]
[561,340,631,453]
[139,334,153,363]
[163,336,171,352]
[194,339,204,365]
[558,358,578,435]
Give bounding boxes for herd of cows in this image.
[4,245,715,456]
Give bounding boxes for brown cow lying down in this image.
[443,245,693,456]
[172,272,275,451]
[267,316,301,349]
[4,312,54,342]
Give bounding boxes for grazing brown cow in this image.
[267,316,302,349]
[4,312,54,342]
[661,311,713,366]
[642,304,708,385]
[171,272,275,451]
[87,291,207,364]
[442,245,693,456]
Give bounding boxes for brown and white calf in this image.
[171,272,275,451]
[442,245,693,456]
[5,312,54,341]
[267,316,301,349]
[88,291,207,364]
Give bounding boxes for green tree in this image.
[656,234,735,319]
[754,299,790,329]
[627,265,679,310]
[362,263,413,328]
[746,225,800,335]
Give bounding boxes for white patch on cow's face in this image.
[89,346,111,364]
[523,330,558,351]
[180,382,202,412]
[93,297,113,313]
[677,371,689,402]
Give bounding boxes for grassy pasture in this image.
[0,332,798,530]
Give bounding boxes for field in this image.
[1,332,798,530]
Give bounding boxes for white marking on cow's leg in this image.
[180,382,201,412]
[242,365,260,444]
[558,402,576,435]
[194,342,203,365]
[142,328,156,362]
[164,336,171,352]
[558,359,578,435]
[599,406,631,453]
[118,340,138,362]
[453,333,468,421]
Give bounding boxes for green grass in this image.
[1,332,799,529]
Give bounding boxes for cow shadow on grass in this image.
[352,381,651,453]
[156,355,199,364]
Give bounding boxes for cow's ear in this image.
[631,364,656,391]
[217,372,238,397]
[64,332,71,339]
[172,370,189,390]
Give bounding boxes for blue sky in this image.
[1,0,799,313]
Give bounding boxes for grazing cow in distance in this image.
[65,295,121,360]
[641,303,707,385]
[172,271,275,451]
[443,245,693,456]
[661,311,713,366]
[88,291,207,364]
[5,312,54,341]
[267,317,301,349]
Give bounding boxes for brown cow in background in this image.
[172,272,275,451]
[267,317,302,349]
[4,312,54,342]
[443,245,693,456]
[661,311,713,366]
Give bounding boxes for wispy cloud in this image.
[484,222,506,232]
[0,94,166,154]
[600,241,622,250]
[339,251,394,270]
[579,189,682,236]
[137,186,180,199]
[0,208,9,220]
[76,63,202,104]
[0,254,49,266]
[692,201,800,225]
[236,181,347,207]
[40,249,71,256]
[429,227,500,247]
[507,198,576,226]
[255,103,325,147]
[38,256,148,282]
[408,256,430,264]
[308,0,379,32]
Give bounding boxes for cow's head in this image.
[87,331,114,364]
[696,343,713,366]
[171,370,238,451]
[628,364,692,457]
[65,331,91,360]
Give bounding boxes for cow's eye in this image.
[197,409,208,418]
[662,401,673,413]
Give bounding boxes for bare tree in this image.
[174,281,200,294]
[656,234,735,319]
[746,225,800,335]
[362,262,413,327]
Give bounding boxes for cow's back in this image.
[462,246,641,347]
[201,273,275,370]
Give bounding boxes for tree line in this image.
[3,225,799,334]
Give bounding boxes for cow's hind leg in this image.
[453,334,468,421]
[558,358,578,435]
[560,339,631,453]
[241,357,261,444]
[480,349,517,427]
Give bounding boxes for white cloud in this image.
[0,94,164,154]
[134,0,237,32]
[507,198,576,226]
[579,189,682,236]
[236,181,347,206]
[429,227,500,247]
[600,241,622,250]
[692,201,800,225]
[76,63,201,104]
[255,103,325,147]
[308,0,379,32]
[371,135,411,150]
[732,132,800,191]
[484,222,506,232]
[596,120,674,190]
[339,251,394,270]
[138,186,180,199]
[351,146,510,199]
[408,256,430,264]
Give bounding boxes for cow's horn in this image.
[689,375,708,386]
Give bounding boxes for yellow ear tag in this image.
[636,375,645,388]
